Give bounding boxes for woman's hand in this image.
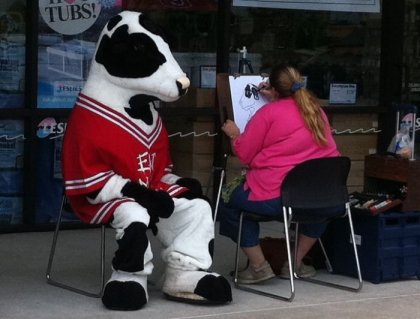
[221,119,240,140]
[258,81,276,101]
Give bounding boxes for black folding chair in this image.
[233,156,363,301]
[46,195,106,298]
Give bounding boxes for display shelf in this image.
[364,154,420,211]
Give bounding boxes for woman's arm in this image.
[221,119,240,156]
[221,108,271,165]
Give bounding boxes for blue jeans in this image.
[219,184,341,247]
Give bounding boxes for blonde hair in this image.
[269,65,328,146]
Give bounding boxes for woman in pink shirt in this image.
[220,65,340,284]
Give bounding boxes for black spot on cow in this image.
[125,94,155,123]
[139,14,169,44]
[112,222,149,273]
[107,14,122,31]
[208,238,214,258]
[140,14,178,50]
[95,25,166,79]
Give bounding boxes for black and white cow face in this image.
[84,11,190,107]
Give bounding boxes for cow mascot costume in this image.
[62,10,232,311]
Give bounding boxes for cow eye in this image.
[133,43,145,52]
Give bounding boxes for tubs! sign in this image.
[39,0,102,35]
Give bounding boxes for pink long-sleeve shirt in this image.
[233,96,340,201]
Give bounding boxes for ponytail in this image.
[269,65,329,146]
[293,88,328,146]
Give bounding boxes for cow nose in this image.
[176,76,190,96]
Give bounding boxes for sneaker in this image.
[279,262,316,279]
[237,260,276,284]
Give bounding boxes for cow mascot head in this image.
[62,11,232,311]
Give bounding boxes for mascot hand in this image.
[175,177,211,204]
[121,182,174,219]
[176,177,203,195]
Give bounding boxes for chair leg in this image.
[233,210,295,302]
[212,153,230,223]
[298,204,363,292]
[293,222,299,278]
[46,197,106,298]
[282,207,296,300]
[213,168,225,223]
[318,238,333,273]
[99,224,106,295]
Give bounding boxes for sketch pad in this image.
[228,75,269,132]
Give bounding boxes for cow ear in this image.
[107,14,122,31]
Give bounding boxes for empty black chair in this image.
[233,156,363,301]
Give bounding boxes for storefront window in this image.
[37,0,123,109]
[35,123,68,223]
[0,119,24,225]
[403,0,420,104]
[124,2,382,105]
[0,1,26,108]
[230,7,382,106]
[402,0,420,158]
[124,1,219,89]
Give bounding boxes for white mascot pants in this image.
[109,197,214,294]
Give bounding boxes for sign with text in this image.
[233,0,380,13]
[39,0,102,35]
[329,83,357,104]
[37,1,122,108]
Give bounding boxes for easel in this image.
[238,46,254,74]
[212,72,233,222]
[213,71,269,222]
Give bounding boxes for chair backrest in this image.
[281,156,351,210]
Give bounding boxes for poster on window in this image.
[233,0,380,13]
[37,0,123,108]
[0,4,26,108]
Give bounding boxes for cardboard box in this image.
[165,116,216,199]
[334,134,377,160]
[166,87,197,108]
[331,113,378,132]
[171,152,214,196]
[166,118,215,155]
[196,88,216,108]
[348,185,363,193]
[172,152,213,172]
[165,87,216,108]
[347,160,364,188]
[170,168,214,200]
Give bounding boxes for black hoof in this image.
[194,275,232,304]
[102,281,147,311]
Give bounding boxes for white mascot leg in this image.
[102,202,153,310]
[157,198,232,304]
